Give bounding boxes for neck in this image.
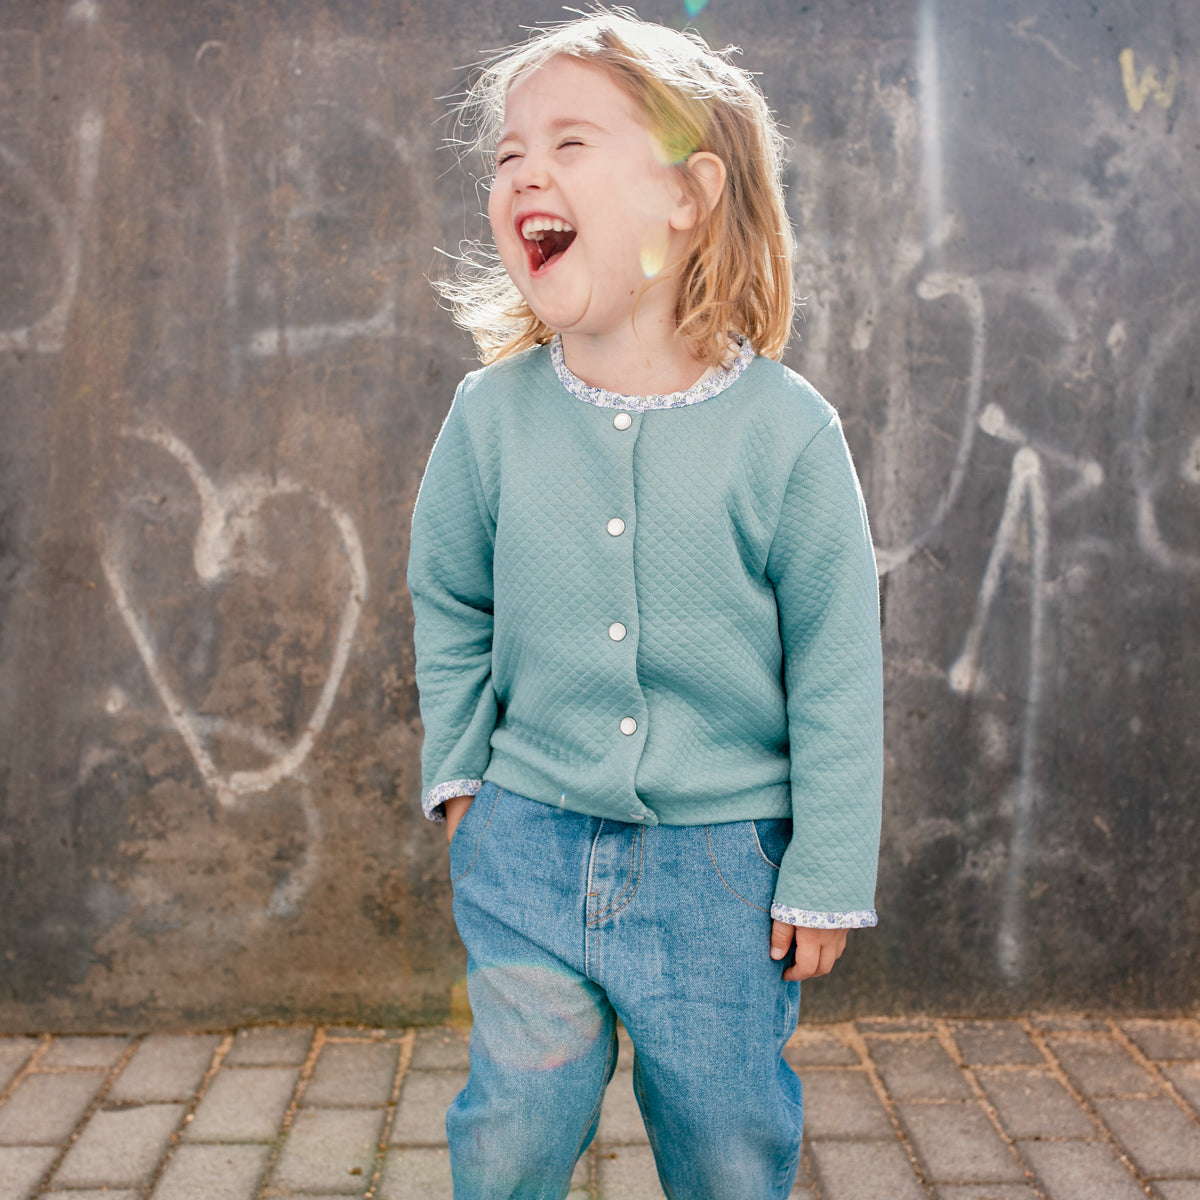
[558,317,706,398]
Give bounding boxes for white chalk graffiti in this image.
[1131,303,1200,573]
[0,109,103,355]
[101,425,367,915]
[944,403,1102,979]
[874,272,987,576]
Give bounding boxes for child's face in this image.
[488,55,695,344]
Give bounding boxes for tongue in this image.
[534,228,576,268]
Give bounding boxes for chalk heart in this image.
[102,425,368,806]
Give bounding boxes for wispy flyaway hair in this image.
[435,7,795,366]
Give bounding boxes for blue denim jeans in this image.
[447,783,803,1200]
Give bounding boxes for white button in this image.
[606,517,626,536]
[608,622,627,641]
[613,412,632,430]
[619,717,638,735]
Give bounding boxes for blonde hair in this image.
[435,7,795,367]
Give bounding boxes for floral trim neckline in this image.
[550,333,754,412]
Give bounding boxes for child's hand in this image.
[769,921,847,982]
[443,795,475,842]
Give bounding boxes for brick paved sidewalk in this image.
[1,1016,1199,1199]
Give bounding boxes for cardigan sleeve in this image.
[406,387,498,822]
[765,415,883,928]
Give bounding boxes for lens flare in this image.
[468,963,606,1071]
[684,0,709,15]
[640,226,671,279]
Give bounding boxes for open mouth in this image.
[520,215,577,273]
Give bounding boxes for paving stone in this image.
[40,1036,131,1069]
[326,1028,399,1041]
[224,1027,313,1067]
[866,1037,973,1101]
[569,1155,590,1197]
[270,1107,385,1194]
[1120,1020,1200,1063]
[377,1147,453,1199]
[792,1151,813,1189]
[597,1066,647,1145]
[1047,1036,1160,1097]
[409,1028,470,1071]
[302,1042,399,1108]
[897,1103,1025,1185]
[389,1069,467,1146]
[1019,1139,1147,1200]
[1164,1063,1200,1112]
[948,1023,1043,1067]
[858,1019,937,1034]
[1093,1096,1200,1178]
[976,1067,1097,1139]
[42,1193,140,1200]
[799,1069,892,1139]
[1156,1184,1200,1200]
[595,1143,664,1198]
[785,1027,859,1068]
[1030,1016,1110,1033]
[0,1070,107,1144]
[808,1139,927,1200]
[109,1034,221,1103]
[615,1023,635,1063]
[150,1143,271,1200]
[0,1145,58,1200]
[933,1187,1038,1199]
[185,1065,300,1143]
[52,1104,186,1187]
[0,1040,39,1094]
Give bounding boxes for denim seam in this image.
[705,825,770,913]
[750,819,784,870]
[586,827,645,925]
[449,785,500,884]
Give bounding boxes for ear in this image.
[669,151,727,231]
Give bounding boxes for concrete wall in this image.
[0,0,1196,1031]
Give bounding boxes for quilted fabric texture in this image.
[407,346,883,923]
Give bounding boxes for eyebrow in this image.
[496,116,609,144]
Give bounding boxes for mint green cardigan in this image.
[407,340,883,928]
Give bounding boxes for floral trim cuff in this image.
[423,779,484,822]
[771,902,878,929]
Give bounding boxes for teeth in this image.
[520,216,575,239]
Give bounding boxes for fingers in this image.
[769,919,796,961]
[443,794,474,843]
[781,927,848,982]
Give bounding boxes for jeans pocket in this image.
[704,818,793,912]
[449,782,500,884]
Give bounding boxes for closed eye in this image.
[496,151,521,167]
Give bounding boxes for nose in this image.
[512,150,548,193]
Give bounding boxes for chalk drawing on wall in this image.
[873,272,987,576]
[1131,303,1200,573]
[1119,48,1179,114]
[0,108,103,355]
[946,402,1103,980]
[100,425,368,917]
[183,38,405,373]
